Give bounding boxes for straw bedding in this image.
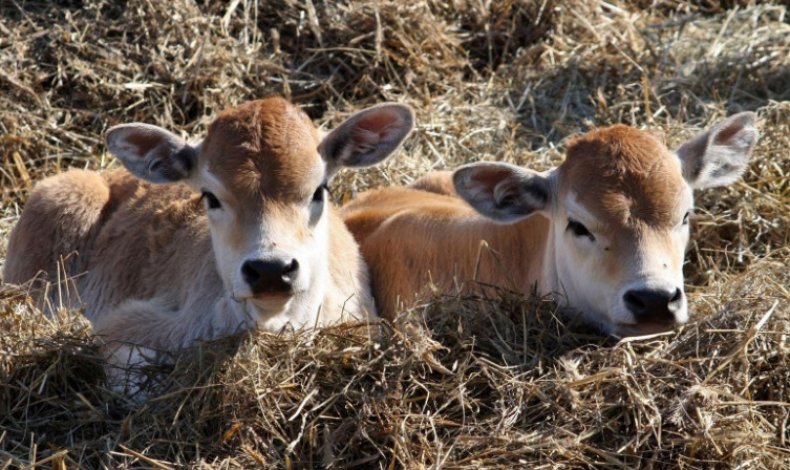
[1,0,788,467]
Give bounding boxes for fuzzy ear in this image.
[675,112,758,189]
[106,123,198,183]
[453,162,553,223]
[319,103,414,175]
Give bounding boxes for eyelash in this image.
[567,218,595,241]
[201,191,221,210]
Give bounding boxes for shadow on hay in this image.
[0,299,248,465]
[0,0,559,130]
[508,52,785,151]
[418,286,612,367]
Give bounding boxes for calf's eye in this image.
[312,184,328,203]
[201,191,222,210]
[567,218,595,241]
[682,211,690,225]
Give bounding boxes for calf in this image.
[4,97,414,352]
[342,114,758,336]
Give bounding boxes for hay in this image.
[1,0,788,468]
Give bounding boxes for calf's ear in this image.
[675,112,758,189]
[453,162,553,223]
[106,123,198,183]
[319,103,415,176]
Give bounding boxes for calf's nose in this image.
[623,287,683,324]
[241,258,300,295]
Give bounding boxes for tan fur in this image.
[5,171,111,291]
[410,170,456,196]
[205,99,323,202]
[343,186,550,316]
[561,125,686,229]
[4,97,377,351]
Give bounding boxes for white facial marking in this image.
[564,192,600,229]
[552,189,691,336]
[197,167,234,201]
[196,163,333,329]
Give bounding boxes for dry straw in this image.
[1,0,788,468]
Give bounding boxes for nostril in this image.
[624,291,646,313]
[282,259,299,280]
[241,260,260,284]
[668,288,683,312]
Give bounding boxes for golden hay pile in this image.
[1,0,788,467]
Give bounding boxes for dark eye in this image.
[312,184,328,203]
[567,218,595,241]
[682,211,690,225]
[201,191,221,210]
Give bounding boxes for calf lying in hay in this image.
[343,113,759,337]
[3,97,414,380]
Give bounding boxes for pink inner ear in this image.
[712,121,741,144]
[470,167,513,191]
[351,110,404,143]
[123,131,164,155]
[352,127,381,147]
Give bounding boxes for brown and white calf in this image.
[4,97,414,351]
[342,113,758,336]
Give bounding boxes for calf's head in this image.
[106,97,414,314]
[453,113,758,336]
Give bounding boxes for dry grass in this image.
[1,0,789,468]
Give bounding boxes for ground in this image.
[0,0,788,468]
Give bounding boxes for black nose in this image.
[623,288,683,324]
[241,258,299,295]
